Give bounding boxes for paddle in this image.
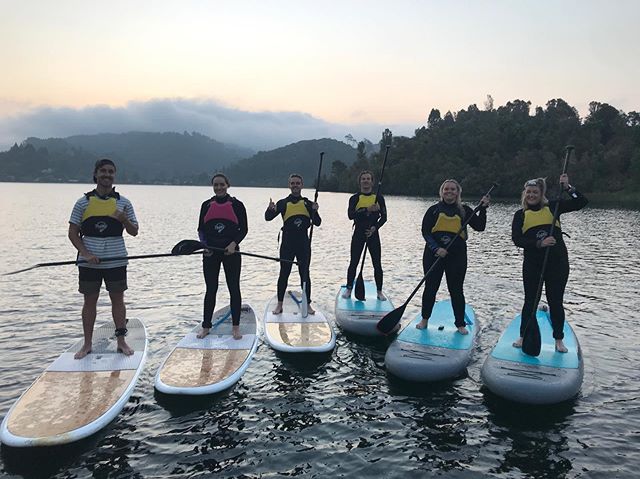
[521,146,573,356]
[354,145,391,301]
[302,151,324,317]
[4,241,208,276]
[376,182,498,335]
[172,239,299,265]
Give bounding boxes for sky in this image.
[1,0,639,150]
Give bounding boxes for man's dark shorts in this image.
[78,266,127,294]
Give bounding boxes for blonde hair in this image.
[521,178,549,209]
[439,179,464,215]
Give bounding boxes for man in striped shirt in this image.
[68,159,139,359]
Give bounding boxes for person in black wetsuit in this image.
[197,173,248,340]
[511,174,587,353]
[417,179,490,334]
[265,173,321,314]
[342,170,388,300]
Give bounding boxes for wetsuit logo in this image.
[441,235,451,244]
[536,230,548,240]
[95,221,108,233]
[214,223,225,233]
[294,218,303,228]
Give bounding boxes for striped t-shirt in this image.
[69,193,138,269]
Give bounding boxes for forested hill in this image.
[323,99,640,200]
[3,131,254,184]
[224,138,358,186]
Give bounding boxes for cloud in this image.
[0,98,416,151]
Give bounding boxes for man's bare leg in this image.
[75,292,99,359]
[110,291,133,356]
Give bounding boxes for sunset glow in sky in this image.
[1,0,639,148]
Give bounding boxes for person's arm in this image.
[308,199,321,227]
[198,201,208,244]
[265,198,282,221]
[375,195,387,230]
[422,206,440,253]
[113,199,138,236]
[68,223,98,263]
[512,210,538,249]
[466,204,487,232]
[347,194,360,220]
[233,200,249,244]
[558,189,588,214]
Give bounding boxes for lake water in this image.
[0,183,639,478]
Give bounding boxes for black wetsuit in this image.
[345,192,387,291]
[198,194,248,327]
[265,194,321,303]
[512,189,587,339]
[421,201,486,327]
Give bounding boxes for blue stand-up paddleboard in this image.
[0,318,147,447]
[481,308,583,404]
[264,291,335,353]
[155,304,258,395]
[385,300,478,381]
[335,281,394,336]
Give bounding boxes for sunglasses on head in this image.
[525,179,540,187]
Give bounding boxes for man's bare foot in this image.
[377,291,387,301]
[457,326,469,335]
[555,340,568,353]
[74,344,92,359]
[512,337,523,348]
[197,327,211,339]
[307,304,315,315]
[416,319,428,329]
[233,325,242,340]
[342,288,352,299]
[117,338,134,356]
[272,303,283,315]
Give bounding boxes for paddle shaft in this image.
[525,146,573,334]
[397,183,498,310]
[308,151,324,244]
[355,145,391,287]
[205,246,299,265]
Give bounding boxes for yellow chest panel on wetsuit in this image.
[432,212,466,240]
[82,196,117,221]
[283,200,310,222]
[355,194,377,210]
[522,206,560,234]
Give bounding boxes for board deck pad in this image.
[2,318,147,446]
[490,310,580,368]
[156,304,258,392]
[336,281,394,315]
[264,291,334,351]
[398,300,476,350]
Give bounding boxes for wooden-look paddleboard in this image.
[263,291,335,353]
[154,304,258,395]
[0,318,147,447]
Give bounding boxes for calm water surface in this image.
[0,183,639,478]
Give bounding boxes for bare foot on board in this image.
[117,339,134,356]
[342,289,352,299]
[512,337,523,348]
[555,340,568,353]
[377,291,387,301]
[197,327,210,339]
[74,344,92,359]
[233,325,243,340]
[307,304,315,315]
[416,319,429,330]
[457,326,469,335]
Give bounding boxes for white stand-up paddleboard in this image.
[335,281,394,336]
[263,291,335,353]
[154,304,258,395]
[385,300,478,382]
[0,318,147,447]
[481,308,583,405]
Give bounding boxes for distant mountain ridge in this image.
[0,131,356,185]
[225,138,357,186]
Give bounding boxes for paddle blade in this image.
[172,239,205,255]
[354,274,366,301]
[376,305,406,335]
[522,313,542,356]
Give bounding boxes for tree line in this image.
[324,98,640,200]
